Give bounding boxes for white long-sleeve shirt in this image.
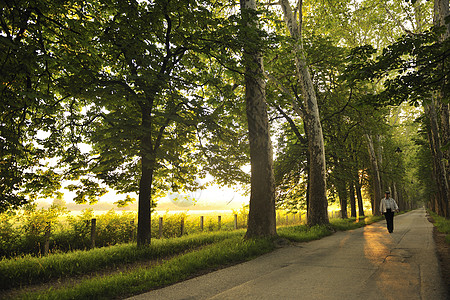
[380,197,398,213]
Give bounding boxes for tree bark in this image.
[349,181,357,218]
[241,0,277,238]
[366,134,382,215]
[439,102,450,184]
[137,158,153,246]
[434,0,450,35]
[434,0,450,218]
[425,97,449,217]
[355,178,365,217]
[280,0,329,225]
[137,106,154,246]
[337,181,348,219]
[376,135,386,192]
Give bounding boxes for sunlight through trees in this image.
[1,0,449,247]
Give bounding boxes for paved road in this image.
[128,208,447,300]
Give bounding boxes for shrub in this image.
[0,211,20,257]
[96,210,136,246]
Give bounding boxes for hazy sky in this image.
[53,177,249,211]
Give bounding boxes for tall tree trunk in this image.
[398,186,405,210]
[335,159,348,219]
[366,134,382,215]
[241,0,277,238]
[351,149,365,217]
[439,102,450,183]
[434,0,450,35]
[349,181,357,218]
[137,159,153,246]
[393,183,398,208]
[303,122,311,216]
[137,108,154,246]
[280,0,328,225]
[376,135,385,191]
[434,0,450,218]
[337,181,348,219]
[426,111,442,214]
[355,178,365,217]
[425,97,449,217]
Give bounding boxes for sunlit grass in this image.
[0,230,245,290]
[277,216,384,242]
[17,236,274,300]
[330,215,383,231]
[277,224,332,242]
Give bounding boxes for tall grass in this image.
[0,230,244,290]
[18,236,275,300]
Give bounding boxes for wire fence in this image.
[0,209,370,257]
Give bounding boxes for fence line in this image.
[38,210,366,254]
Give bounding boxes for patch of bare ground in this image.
[428,216,450,295]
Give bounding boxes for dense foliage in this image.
[1,0,448,246]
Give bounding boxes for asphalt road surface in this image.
[128,208,447,300]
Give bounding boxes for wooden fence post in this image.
[200,216,204,231]
[218,216,221,230]
[90,218,96,249]
[159,217,163,238]
[234,214,238,230]
[180,218,185,236]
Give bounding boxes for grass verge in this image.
[0,230,244,290]
[276,215,384,242]
[18,237,275,300]
[277,224,333,242]
[329,215,383,230]
[429,211,450,244]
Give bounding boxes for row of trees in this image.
[347,0,450,218]
[1,0,449,246]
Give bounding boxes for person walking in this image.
[380,191,399,233]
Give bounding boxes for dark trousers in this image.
[384,208,394,233]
